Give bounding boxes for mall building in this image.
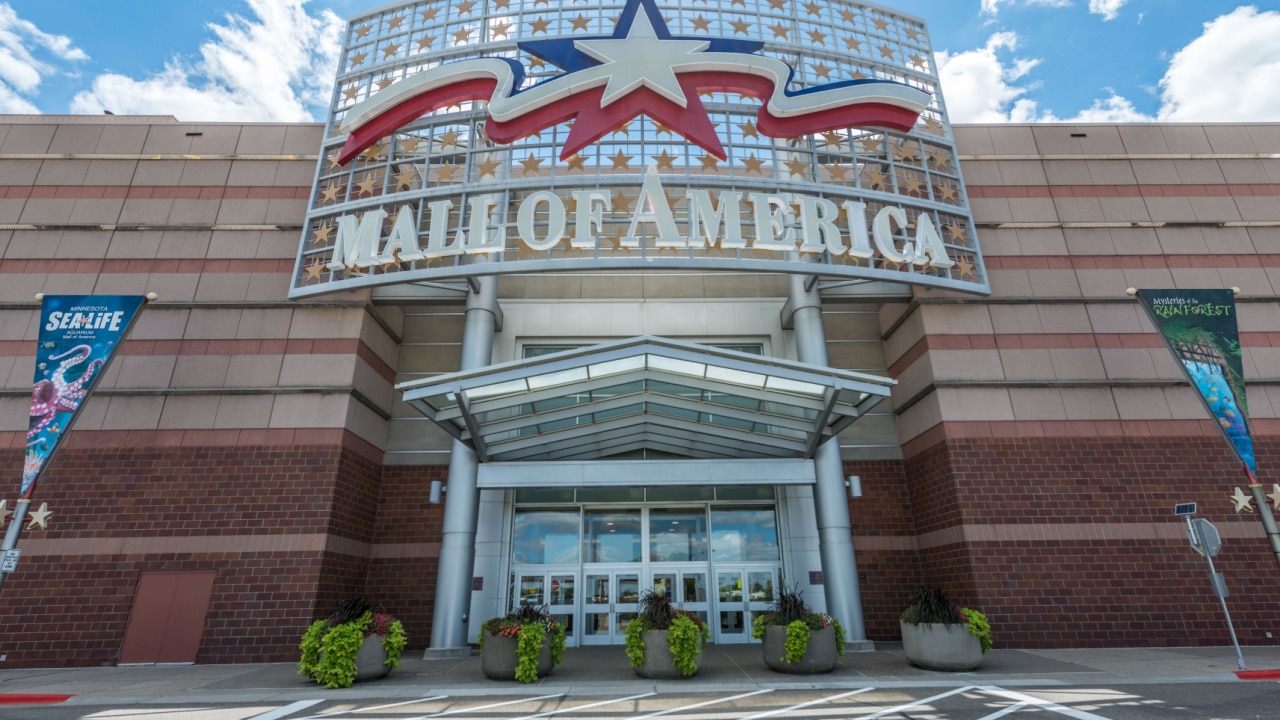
[0,0,1278,667]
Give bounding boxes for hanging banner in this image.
[22,295,147,499]
[1136,289,1255,472]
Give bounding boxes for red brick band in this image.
[968,183,1280,199]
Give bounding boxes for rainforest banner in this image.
[1136,289,1255,473]
[22,295,146,499]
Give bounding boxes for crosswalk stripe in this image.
[979,686,1116,720]
[506,692,657,720]
[408,693,565,719]
[303,695,449,718]
[248,700,324,720]
[975,700,1031,720]
[845,686,977,720]
[626,689,775,720]
[738,688,875,720]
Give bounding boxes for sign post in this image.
[0,293,152,592]
[1178,504,1245,670]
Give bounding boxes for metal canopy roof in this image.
[397,336,894,463]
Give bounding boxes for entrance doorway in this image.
[713,566,778,644]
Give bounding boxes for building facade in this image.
[0,0,1278,668]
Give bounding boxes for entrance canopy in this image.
[398,336,893,462]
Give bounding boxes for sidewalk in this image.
[1,643,1278,705]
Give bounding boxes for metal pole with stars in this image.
[1,292,155,593]
[1230,471,1280,571]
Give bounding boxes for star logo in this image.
[337,0,930,165]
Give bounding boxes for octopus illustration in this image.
[27,345,104,447]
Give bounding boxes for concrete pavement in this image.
[1,643,1278,706]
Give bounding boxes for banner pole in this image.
[0,500,30,592]
[1244,466,1280,571]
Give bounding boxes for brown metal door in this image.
[119,571,215,664]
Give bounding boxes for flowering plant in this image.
[624,590,711,676]
[479,604,567,683]
[751,587,845,664]
[298,597,407,688]
[901,586,992,654]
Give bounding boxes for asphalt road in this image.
[5,683,1280,720]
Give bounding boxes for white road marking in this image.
[979,686,1116,720]
[626,689,775,719]
[506,692,657,720]
[974,700,1031,720]
[408,694,565,719]
[845,686,977,720]
[303,695,449,718]
[738,688,875,720]
[248,701,324,720]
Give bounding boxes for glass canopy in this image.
[397,336,894,462]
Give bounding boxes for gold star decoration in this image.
[690,15,711,31]
[609,150,633,170]
[529,17,551,34]
[938,184,959,202]
[564,154,587,172]
[821,131,843,148]
[612,120,632,136]
[376,77,396,91]
[491,22,512,40]
[320,185,343,204]
[387,14,405,30]
[923,117,946,136]
[741,153,766,175]
[342,85,361,102]
[906,26,921,41]
[431,163,460,183]
[416,35,435,51]
[491,0,509,9]
[382,42,402,60]
[738,121,759,139]
[653,121,673,136]
[354,24,371,40]
[529,56,546,70]
[954,256,976,280]
[878,44,895,60]
[652,150,678,171]
[520,154,544,175]
[382,251,402,272]
[1231,487,1255,513]
[421,7,440,22]
[437,129,462,150]
[311,222,335,246]
[901,176,925,195]
[730,18,751,35]
[784,159,809,179]
[911,55,928,71]
[475,156,502,179]
[944,222,969,244]
[305,258,325,282]
[399,136,423,154]
[842,36,862,52]
[804,1,823,16]
[863,167,887,190]
[26,502,52,531]
[813,64,832,81]
[699,154,721,172]
[927,147,952,171]
[453,27,473,44]
[356,175,380,196]
[362,141,388,162]
[861,137,884,156]
[840,9,857,23]
[873,17,890,32]
[807,29,827,45]
[613,191,635,213]
[768,0,787,9]
[1269,484,1280,508]
[456,0,476,14]
[393,167,418,190]
[849,69,869,80]
[571,14,591,31]
[824,164,851,182]
[348,51,368,68]
[769,23,789,39]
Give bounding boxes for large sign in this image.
[290,0,988,298]
[1136,289,1256,473]
[23,295,146,499]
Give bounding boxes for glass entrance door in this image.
[581,570,639,645]
[650,568,710,627]
[714,566,777,644]
[511,570,579,644]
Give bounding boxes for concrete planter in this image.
[900,621,983,671]
[353,633,391,682]
[633,629,702,678]
[762,624,838,674]
[481,629,554,681]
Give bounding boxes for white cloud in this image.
[0,3,86,113]
[1157,5,1280,122]
[71,0,343,122]
[1088,0,1129,21]
[935,32,1042,123]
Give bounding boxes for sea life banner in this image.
[1136,289,1255,472]
[22,295,146,499]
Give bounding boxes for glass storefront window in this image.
[512,508,580,564]
[648,508,709,562]
[710,507,780,562]
[583,510,642,563]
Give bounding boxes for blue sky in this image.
[3,0,1279,124]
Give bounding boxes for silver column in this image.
[787,271,872,650]
[426,276,498,658]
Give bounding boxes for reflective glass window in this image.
[512,508,580,564]
[710,507,780,562]
[648,508,709,562]
[583,509,642,563]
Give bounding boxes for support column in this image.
[426,277,498,658]
[787,271,873,651]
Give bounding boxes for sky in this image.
[1,0,1278,125]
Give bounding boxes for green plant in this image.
[901,586,993,654]
[750,586,845,664]
[297,597,408,689]
[624,590,710,676]
[479,604,567,683]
